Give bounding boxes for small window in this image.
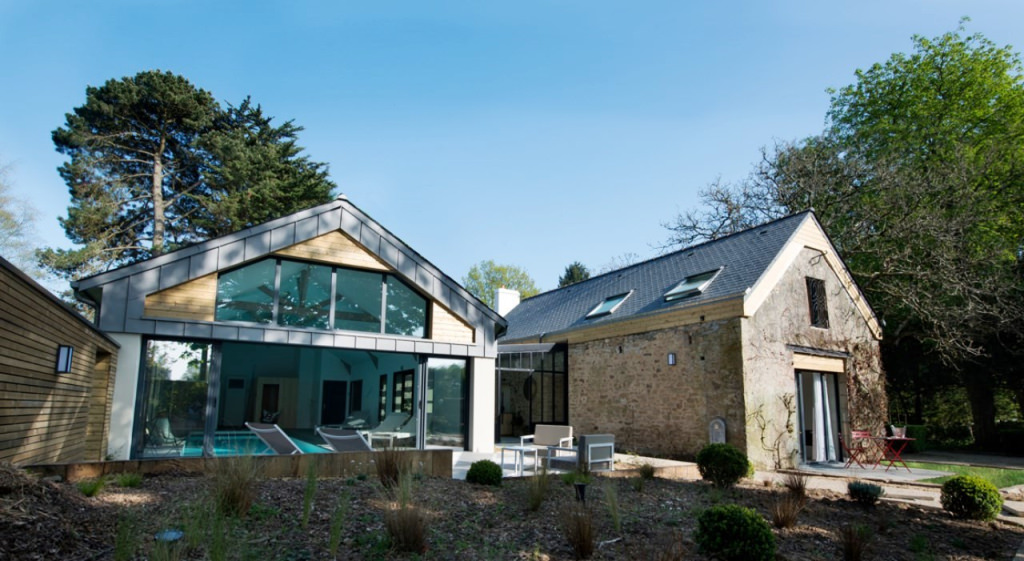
[806,277,829,328]
[665,268,722,301]
[586,291,631,318]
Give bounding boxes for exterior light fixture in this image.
[668,353,676,366]
[56,345,74,374]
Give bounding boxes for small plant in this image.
[639,531,688,561]
[328,492,350,557]
[112,511,138,561]
[301,459,318,528]
[770,491,804,529]
[376,446,409,488]
[525,468,551,512]
[782,472,808,498]
[466,459,503,486]
[696,443,752,489]
[940,475,1003,520]
[211,455,260,517]
[604,481,621,533]
[114,472,143,488]
[560,469,592,486]
[630,476,645,493]
[77,478,105,497]
[847,481,884,506]
[838,523,873,561]
[560,502,595,560]
[638,462,656,480]
[384,474,428,554]
[694,504,776,561]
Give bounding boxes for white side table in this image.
[501,445,539,476]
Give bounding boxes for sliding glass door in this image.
[797,371,841,463]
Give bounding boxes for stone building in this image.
[498,211,884,469]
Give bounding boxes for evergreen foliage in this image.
[41,70,335,279]
[558,261,591,287]
[694,504,776,561]
[696,443,751,489]
[940,475,1003,520]
[465,459,503,486]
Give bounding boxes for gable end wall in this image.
[741,246,885,469]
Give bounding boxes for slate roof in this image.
[500,211,815,342]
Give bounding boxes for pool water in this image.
[181,431,328,456]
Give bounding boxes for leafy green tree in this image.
[557,261,591,287]
[40,70,335,280]
[663,24,1024,447]
[0,159,39,274]
[462,260,540,308]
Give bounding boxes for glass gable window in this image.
[215,258,276,323]
[278,261,332,329]
[586,291,631,318]
[214,258,429,338]
[385,276,427,337]
[664,268,722,302]
[335,268,383,332]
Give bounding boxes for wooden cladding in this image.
[274,231,389,271]
[145,273,217,321]
[430,303,475,344]
[0,264,118,466]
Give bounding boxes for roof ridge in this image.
[517,209,814,305]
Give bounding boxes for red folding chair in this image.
[839,430,874,469]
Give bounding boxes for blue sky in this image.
[2,1,1023,294]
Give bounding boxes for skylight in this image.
[664,268,722,301]
[586,291,632,318]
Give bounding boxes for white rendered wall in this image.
[469,357,496,452]
[107,333,142,460]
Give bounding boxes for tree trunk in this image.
[152,134,166,255]
[963,372,998,450]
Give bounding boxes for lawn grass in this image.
[905,461,1024,488]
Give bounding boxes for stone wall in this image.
[567,318,746,459]
[742,247,885,469]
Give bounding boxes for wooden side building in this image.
[0,257,119,465]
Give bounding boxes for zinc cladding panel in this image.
[270,225,296,251]
[244,231,271,261]
[190,250,219,278]
[158,259,190,290]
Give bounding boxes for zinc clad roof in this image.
[500,212,812,342]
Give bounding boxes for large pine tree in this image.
[40,70,335,279]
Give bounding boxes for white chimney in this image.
[494,288,521,316]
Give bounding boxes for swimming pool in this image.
[181,431,328,456]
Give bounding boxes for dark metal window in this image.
[806,277,829,328]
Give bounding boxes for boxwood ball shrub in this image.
[695,504,776,561]
[847,481,884,506]
[696,443,751,488]
[940,475,1003,520]
[466,459,503,486]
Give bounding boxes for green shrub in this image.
[77,478,105,497]
[638,463,656,480]
[694,504,776,561]
[904,425,929,453]
[114,472,143,488]
[847,481,884,506]
[696,443,751,489]
[940,475,1003,520]
[466,459,503,486]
